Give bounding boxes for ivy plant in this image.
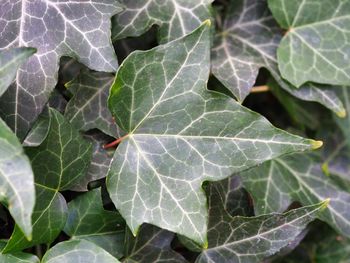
[0,0,349,262]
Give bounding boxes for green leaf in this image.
[269,0,350,87]
[241,153,350,238]
[65,71,123,138]
[212,0,345,115]
[0,1,122,139]
[107,21,323,245]
[334,87,350,147]
[64,188,125,258]
[123,225,187,263]
[0,47,35,97]
[41,239,120,263]
[315,232,350,263]
[112,0,213,43]
[0,241,39,263]
[4,108,92,252]
[23,110,50,147]
[0,118,35,239]
[196,181,328,263]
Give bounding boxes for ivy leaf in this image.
[64,188,125,258]
[123,225,187,263]
[41,239,120,263]
[0,47,35,96]
[315,232,350,263]
[65,71,123,138]
[23,110,50,147]
[196,180,328,263]
[241,153,350,238]
[334,87,350,147]
[269,0,350,87]
[0,1,122,139]
[0,241,39,263]
[3,108,92,252]
[212,0,345,116]
[112,0,213,43]
[107,21,323,245]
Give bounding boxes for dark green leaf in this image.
[0,241,38,263]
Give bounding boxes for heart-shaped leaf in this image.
[107,21,322,245]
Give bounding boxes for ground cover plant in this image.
[0,0,349,262]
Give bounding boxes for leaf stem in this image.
[251,85,269,93]
[103,134,129,149]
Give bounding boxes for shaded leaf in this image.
[0,47,35,97]
[4,108,92,252]
[123,225,187,263]
[241,153,350,238]
[112,0,213,43]
[64,188,125,258]
[334,87,350,147]
[23,110,50,147]
[0,241,39,263]
[0,118,35,239]
[212,0,345,115]
[41,239,120,263]
[65,71,123,137]
[315,232,350,263]
[196,181,328,263]
[107,22,322,245]
[0,1,122,139]
[269,0,350,87]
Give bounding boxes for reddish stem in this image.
[103,134,129,149]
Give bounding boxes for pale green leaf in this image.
[112,0,213,43]
[0,1,122,139]
[0,47,35,97]
[41,239,120,263]
[241,153,350,238]
[0,241,39,263]
[3,108,92,252]
[212,0,345,115]
[107,22,322,245]
[64,188,125,258]
[196,181,328,263]
[269,0,350,87]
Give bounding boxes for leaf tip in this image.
[321,198,331,210]
[311,140,323,150]
[321,162,330,176]
[336,109,347,118]
[202,240,209,249]
[203,19,211,27]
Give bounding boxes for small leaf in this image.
[0,241,39,263]
[65,71,123,138]
[112,0,213,43]
[212,0,345,114]
[241,153,350,238]
[41,239,120,263]
[269,0,350,87]
[64,188,125,258]
[196,181,328,263]
[123,225,187,263]
[0,1,122,139]
[4,108,92,252]
[107,22,322,245]
[0,47,35,96]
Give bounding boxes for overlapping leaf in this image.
[65,71,123,138]
[123,225,187,263]
[0,241,39,263]
[269,0,350,87]
[112,0,213,43]
[0,0,122,139]
[0,47,35,96]
[212,0,345,115]
[196,179,328,263]
[41,239,120,263]
[241,153,350,238]
[4,108,92,252]
[107,22,323,245]
[64,188,125,258]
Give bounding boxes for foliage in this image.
[0,0,349,262]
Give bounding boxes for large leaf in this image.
[107,21,323,245]
[196,180,328,263]
[123,225,187,263]
[0,241,39,263]
[212,0,345,115]
[41,239,120,263]
[65,71,123,138]
[269,0,350,87]
[112,0,213,43]
[4,108,92,252]
[241,153,350,238]
[0,47,35,96]
[64,188,125,258]
[0,0,122,139]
